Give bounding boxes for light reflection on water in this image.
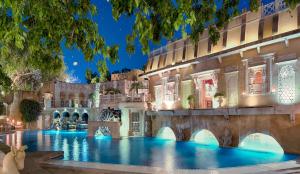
[0,130,298,169]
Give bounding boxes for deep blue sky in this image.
[62,0,274,83]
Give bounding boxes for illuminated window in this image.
[165,82,175,102]
[181,81,192,109]
[154,85,163,109]
[248,66,266,94]
[131,112,140,133]
[278,65,295,104]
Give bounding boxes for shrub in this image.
[19,99,41,123]
[0,102,5,115]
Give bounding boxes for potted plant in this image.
[187,95,195,109]
[214,92,225,108]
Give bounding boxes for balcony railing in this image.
[262,0,287,17]
[100,94,148,104]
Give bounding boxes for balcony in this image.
[262,0,287,17]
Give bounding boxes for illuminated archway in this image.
[72,112,79,121]
[156,127,176,140]
[81,113,89,124]
[62,112,70,120]
[239,133,284,154]
[53,112,60,119]
[190,129,219,146]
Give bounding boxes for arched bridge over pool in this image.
[145,106,300,154]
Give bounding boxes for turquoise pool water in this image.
[0,130,298,169]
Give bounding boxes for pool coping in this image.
[37,152,300,174]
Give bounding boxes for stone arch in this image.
[62,112,70,119]
[72,112,79,121]
[239,132,284,154]
[156,127,176,140]
[53,111,60,119]
[190,129,219,146]
[81,113,89,124]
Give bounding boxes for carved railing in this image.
[262,0,287,17]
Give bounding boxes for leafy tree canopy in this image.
[19,99,41,123]
[0,0,118,91]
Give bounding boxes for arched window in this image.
[278,65,295,104]
[249,66,266,94]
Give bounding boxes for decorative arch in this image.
[81,113,89,123]
[278,65,295,104]
[72,112,79,121]
[239,133,284,154]
[53,112,60,119]
[190,129,219,146]
[62,112,70,118]
[156,127,176,140]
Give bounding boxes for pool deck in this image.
[19,151,300,174]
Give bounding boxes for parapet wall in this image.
[146,111,300,154]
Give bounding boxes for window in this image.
[181,81,192,109]
[248,66,266,95]
[278,65,295,104]
[154,85,163,109]
[165,82,175,102]
[131,112,140,133]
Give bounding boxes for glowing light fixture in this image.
[191,129,219,146]
[156,127,176,140]
[239,133,284,154]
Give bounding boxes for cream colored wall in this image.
[145,4,300,73]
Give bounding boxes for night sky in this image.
[62,0,274,83]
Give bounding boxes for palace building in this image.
[143,0,300,110]
[141,0,300,154]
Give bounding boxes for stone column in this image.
[175,73,180,109]
[263,54,274,93]
[242,59,249,94]
[193,77,201,109]
[162,77,168,102]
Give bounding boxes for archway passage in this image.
[156,127,176,140]
[239,133,284,154]
[72,112,79,121]
[190,129,219,146]
[62,112,70,119]
[82,113,89,124]
[53,112,60,119]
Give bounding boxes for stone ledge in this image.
[146,105,300,117]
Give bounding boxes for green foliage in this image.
[0,102,5,115]
[130,82,144,94]
[19,99,41,123]
[85,69,99,84]
[105,88,121,95]
[187,95,194,102]
[0,67,12,93]
[214,92,225,98]
[0,0,118,90]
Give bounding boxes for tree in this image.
[85,69,99,84]
[130,82,144,95]
[0,1,118,120]
[19,99,41,128]
[110,0,298,54]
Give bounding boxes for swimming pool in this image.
[0,130,298,169]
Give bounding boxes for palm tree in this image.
[130,82,144,95]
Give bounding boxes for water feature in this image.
[190,129,219,146]
[239,133,284,154]
[0,130,297,169]
[156,127,176,140]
